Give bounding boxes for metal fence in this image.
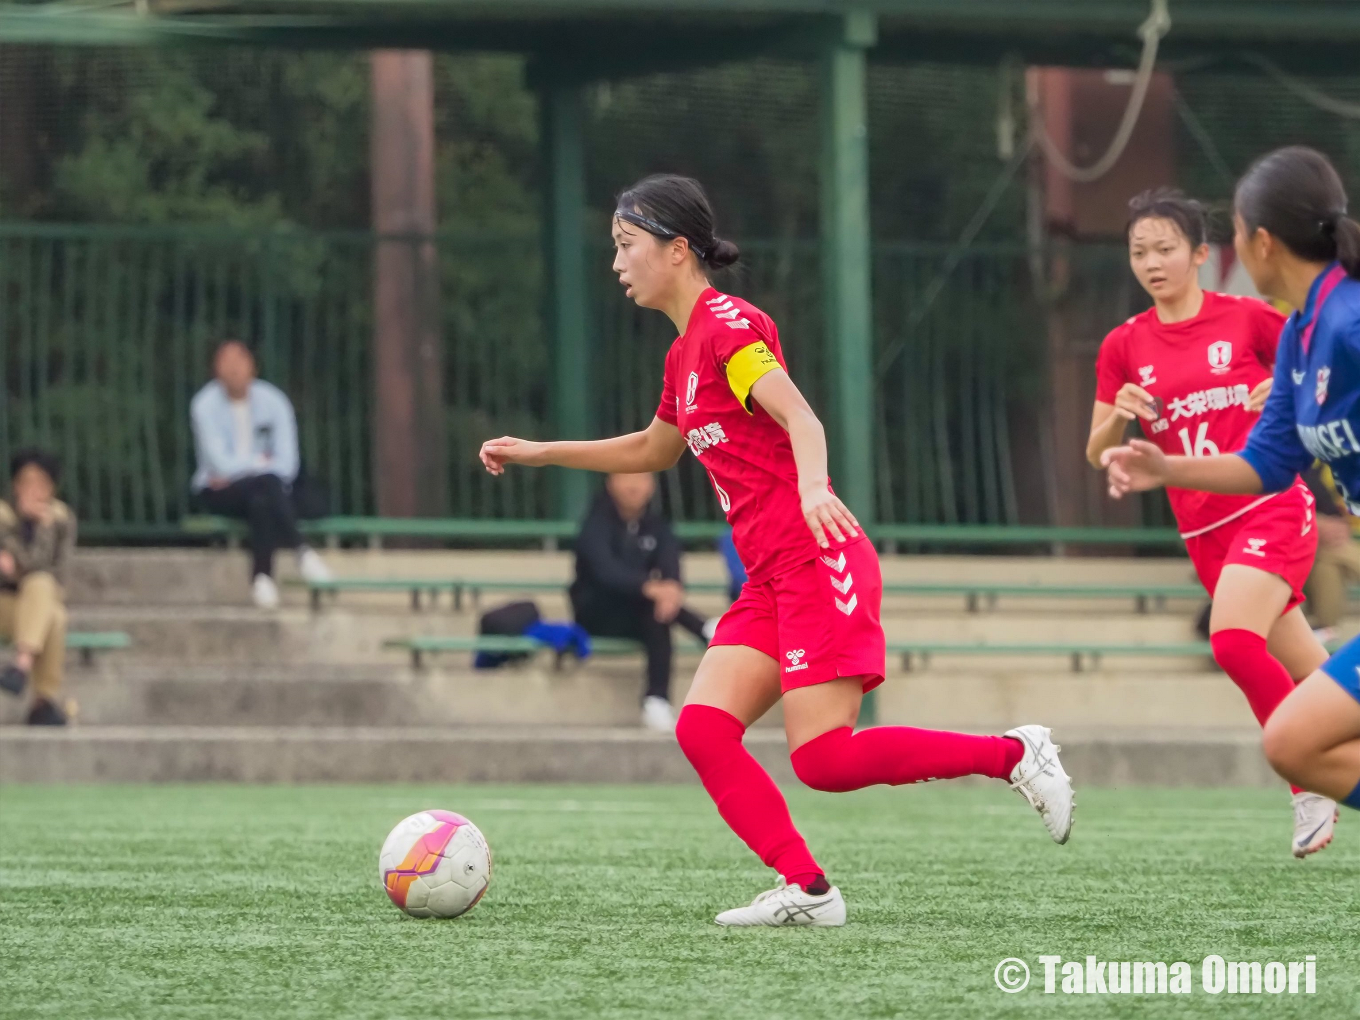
[0,222,1136,530]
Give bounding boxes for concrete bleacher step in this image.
[878,669,1255,731]
[68,598,1214,666]
[0,661,743,729]
[2,661,1260,730]
[69,549,1205,608]
[0,725,1283,786]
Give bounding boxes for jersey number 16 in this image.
[1177,422,1220,458]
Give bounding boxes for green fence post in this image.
[819,12,877,526]
[542,77,593,522]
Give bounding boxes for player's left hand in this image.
[1247,377,1272,412]
[800,487,859,548]
[1101,439,1169,498]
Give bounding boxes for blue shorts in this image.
[1322,633,1360,704]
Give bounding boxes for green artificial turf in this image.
[1,784,1357,1019]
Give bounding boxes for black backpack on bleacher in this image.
[477,600,541,667]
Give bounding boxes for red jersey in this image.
[656,288,851,584]
[1095,291,1289,537]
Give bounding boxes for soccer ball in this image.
[379,810,492,918]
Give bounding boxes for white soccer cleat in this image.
[1005,724,1075,844]
[251,573,280,610]
[297,547,333,585]
[1292,791,1338,858]
[714,878,846,927]
[641,696,675,733]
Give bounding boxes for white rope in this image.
[1030,0,1172,183]
[1239,52,1360,120]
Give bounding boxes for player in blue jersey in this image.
[1104,147,1360,824]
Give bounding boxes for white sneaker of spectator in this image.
[297,547,332,585]
[642,695,675,733]
[252,574,280,610]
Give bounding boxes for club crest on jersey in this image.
[1207,341,1232,374]
[685,371,700,411]
[1317,367,1332,405]
[785,648,808,673]
[1138,365,1157,387]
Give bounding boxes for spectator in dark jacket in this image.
[570,473,710,732]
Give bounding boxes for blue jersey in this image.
[1240,264,1360,509]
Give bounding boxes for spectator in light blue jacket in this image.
[191,340,330,608]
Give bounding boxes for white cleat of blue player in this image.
[1292,791,1338,858]
[714,878,846,927]
[1005,724,1075,844]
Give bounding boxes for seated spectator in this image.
[570,472,711,733]
[0,449,75,725]
[1304,463,1360,642]
[191,340,331,609]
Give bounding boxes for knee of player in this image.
[790,730,854,793]
[674,703,741,765]
[1208,628,1261,672]
[1261,712,1308,781]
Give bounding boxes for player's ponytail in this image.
[705,237,741,270]
[1235,146,1360,280]
[614,174,740,273]
[1333,215,1360,279]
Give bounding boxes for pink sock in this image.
[675,704,822,880]
[790,725,1025,792]
[1211,629,1305,794]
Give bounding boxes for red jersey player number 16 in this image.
[479,172,1075,928]
[1087,187,1333,859]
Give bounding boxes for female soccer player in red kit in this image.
[481,174,1075,926]
[1087,188,1336,856]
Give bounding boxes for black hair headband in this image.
[614,209,709,260]
[1321,208,1348,236]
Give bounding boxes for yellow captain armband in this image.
[724,342,782,413]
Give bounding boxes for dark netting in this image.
[2,43,1358,528]
[1175,67,1360,212]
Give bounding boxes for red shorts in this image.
[710,537,886,693]
[1182,482,1318,613]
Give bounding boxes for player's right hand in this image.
[1113,383,1159,421]
[479,437,546,475]
[1101,439,1169,498]
[800,487,859,548]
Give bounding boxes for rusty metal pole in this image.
[370,50,447,518]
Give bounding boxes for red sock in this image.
[1210,628,1304,794]
[790,725,1025,792]
[675,704,822,881]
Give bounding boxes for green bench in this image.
[885,640,1213,674]
[100,515,1187,552]
[3,631,131,667]
[386,633,1213,675]
[303,576,1202,615]
[179,515,729,551]
[299,576,731,611]
[880,582,1205,613]
[383,633,705,669]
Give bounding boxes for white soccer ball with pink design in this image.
[379,810,492,918]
